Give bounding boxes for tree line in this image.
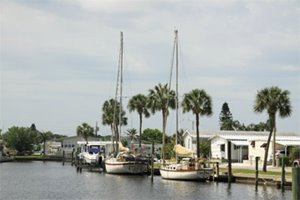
[1,85,293,172]
[1,124,66,156]
[101,84,292,171]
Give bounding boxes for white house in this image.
[45,141,61,155]
[61,136,100,153]
[183,130,300,164]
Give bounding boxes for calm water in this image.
[0,161,291,200]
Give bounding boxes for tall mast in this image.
[175,30,179,146]
[113,32,123,154]
[119,31,123,144]
[174,30,179,163]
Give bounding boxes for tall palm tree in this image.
[147,83,176,162]
[182,89,213,158]
[254,86,292,171]
[102,98,127,152]
[76,123,94,144]
[128,94,150,148]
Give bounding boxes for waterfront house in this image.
[45,141,62,155]
[183,130,300,164]
[61,136,99,153]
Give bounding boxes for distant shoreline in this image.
[0,155,63,162]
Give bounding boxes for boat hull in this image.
[160,167,212,180]
[105,158,148,174]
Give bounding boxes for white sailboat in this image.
[105,142,148,174]
[105,32,148,174]
[160,30,213,180]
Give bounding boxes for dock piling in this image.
[227,141,232,183]
[281,157,285,191]
[62,151,65,166]
[71,149,74,166]
[292,167,300,200]
[151,142,154,183]
[255,156,259,190]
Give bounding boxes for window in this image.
[220,144,225,152]
[251,141,255,148]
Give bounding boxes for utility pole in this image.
[95,121,99,136]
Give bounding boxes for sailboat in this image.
[105,32,148,174]
[159,30,213,180]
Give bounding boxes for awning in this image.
[276,141,300,146]
[231,140,248,146]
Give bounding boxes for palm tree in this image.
[126,128,138,150]
[147,83,176,162]
[102,98,127,152]
[128,94,150,148]
[182,89,213,158]
[39,131,53,156]
[254,86,292,171]
[76,123,94,144]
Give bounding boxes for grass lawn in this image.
[14,155,62,160]
[219,167,292,177]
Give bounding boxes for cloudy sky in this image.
[1,0,299,136]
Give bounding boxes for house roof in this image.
[62,136,99,142]
[184,129,300,145]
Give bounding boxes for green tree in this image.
[289,147,300,166]
[102,98,127,152]
[76,123,94,144]
[176,129,184,146]
[219,102,234,130]
[30,123,54,156]
[182,89,213,158]
[254,86,292,171]
[126,128,138,144]
[141,128,163,143]
[199,141,211,158]
[128,94,150,148]
[38,131,54,156]
[147,83,176,161]
[3,126,37,155]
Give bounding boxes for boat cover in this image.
[174,144,194,156]
[119,142,129,152]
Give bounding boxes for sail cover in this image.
[119,142,129,152]
[174,144,194,156]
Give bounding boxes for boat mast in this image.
[174,30,179,163]
[119,31,124,149]
[113,32,123,154]
[175,30,178,147]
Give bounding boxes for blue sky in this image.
[1,0,299,136]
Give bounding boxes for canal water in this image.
[0,161,291,200]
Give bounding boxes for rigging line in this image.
[165,30,176,117]
[119,31,124,143]
[168,32,176,91]
[113,32,123,139]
